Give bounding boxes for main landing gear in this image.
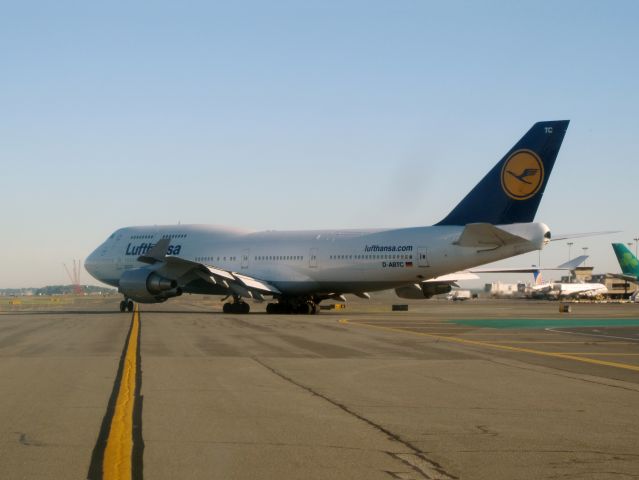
[119,298,134,313]
[266,298,319,315]
[223,296,250,314]
[221,296,321,315]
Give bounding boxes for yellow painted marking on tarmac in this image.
[481,341,636,345]
[342,319,639,373]
[103,305,140,480]
[554,352,639,356]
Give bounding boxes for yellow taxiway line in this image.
[342,319,639,373]
[103,306,141,480]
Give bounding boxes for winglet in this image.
[556,255,588,270]
[437,120,569,226]
[138,237,171,264]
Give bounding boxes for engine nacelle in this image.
[421,282,453,298]
[118,268,181,303]
[395,284,426,299]
[395,282,452,299]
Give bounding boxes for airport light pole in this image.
[634,237,639,257]
[567,242,573,261]
[582,247,588,265]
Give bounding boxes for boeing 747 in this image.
[85,121,569,314]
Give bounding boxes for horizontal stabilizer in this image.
[454,223,528,249]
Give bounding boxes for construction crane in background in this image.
[63,259,84,295]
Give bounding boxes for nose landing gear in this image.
[119,299,134,313]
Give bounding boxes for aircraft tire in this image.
[127,300,134,312]
[119,301,126,313]
[224,302,250,314]
[298,303,310,315]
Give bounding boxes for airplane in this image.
[611,243,639,282]
[611,243,639,300]
[471,255,600,299]
[85,120,569,314]
[527,269,608,300]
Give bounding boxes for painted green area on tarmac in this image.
[450,318,639,329]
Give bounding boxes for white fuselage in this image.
[529,281,608,299]
[85,222,549,297]
[551,282,608,298]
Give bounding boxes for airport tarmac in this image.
[1,296,638,479]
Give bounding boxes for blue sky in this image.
[1,1,638,288]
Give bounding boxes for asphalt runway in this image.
[1,296,638,479]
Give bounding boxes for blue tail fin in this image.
[533,270,542,285]
[436,120,569,226]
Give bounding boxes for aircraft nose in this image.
[84,246,100,276]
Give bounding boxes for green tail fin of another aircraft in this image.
[612,243,639,278]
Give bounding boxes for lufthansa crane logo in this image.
[501,149,544,200]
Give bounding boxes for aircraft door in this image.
[241,249,250,269]
[309,248,319,268]
[417,247,430,267]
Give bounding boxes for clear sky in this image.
[1,1,638,288]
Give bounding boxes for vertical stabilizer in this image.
[533,270,543,285]
[437,121,569,226]
[612,243,639,278]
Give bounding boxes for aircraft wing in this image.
[550,231,619,241]
[453,223,528,249]
[473,255,589,274]
[137,244,280,298]
[424,272,480,282]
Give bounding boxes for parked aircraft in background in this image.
[611,243,639,282]
[518,256,608,299]
[528,271,608,299]
[85,121,569,314]
[611,243,639,301]
[549,281,608,299]
[477,255,608,299]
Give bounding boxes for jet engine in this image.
[118,268,182,303]
[395,282,452,299]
